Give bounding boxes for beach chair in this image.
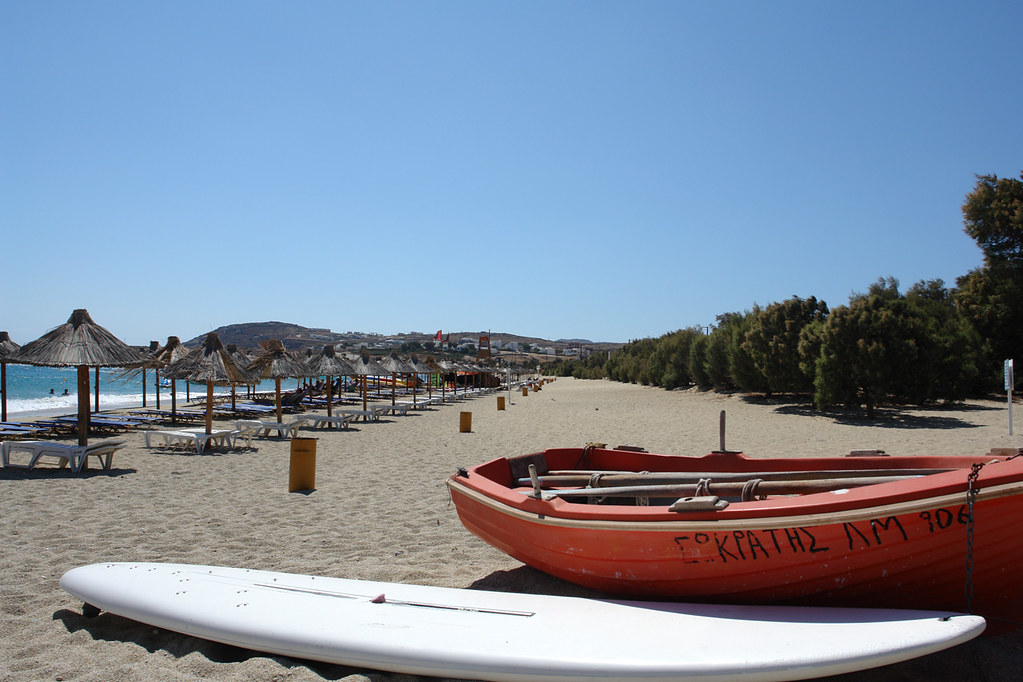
[2,439,127,473]
[144,428,237,454]
[306,414,358,430]
[234,418,310,438]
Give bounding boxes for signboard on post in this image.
[1006,359,1014,436]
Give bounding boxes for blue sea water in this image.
[0,364,287,418]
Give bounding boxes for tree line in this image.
[548,172,1023,416]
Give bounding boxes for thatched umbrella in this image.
[0,331,20,422]
[10,309,146,445]
[226,344,253,405]
[378,353,416,406]
[150,336,190,419]
[424,355,446,401]
[163,332,254,435]
[305,345,355,417]
[406,353,434,407]
[246,339,314,423]
[348,351,389,417]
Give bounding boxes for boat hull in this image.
[447,447,1023,630]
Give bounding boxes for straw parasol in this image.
[424,355,447,400]
[150,336,190,418]
[225,344,254,405]
[10,309,146,445]
[246,340,314,423]
[0,331,21,422]
[378,352,416,406]
[348,351,389,417]
[305,345,355,417]
[406,353,434,407]
[163,332,254,435]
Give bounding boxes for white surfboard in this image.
[61,562,984,681]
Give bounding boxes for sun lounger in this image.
[336,409,380,422]
[144,428,236,453]
[234,418,310,438]
[2,439,127,473]
[374,403,410,417]
[304,414,358,430]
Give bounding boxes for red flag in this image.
[435,330,442,342]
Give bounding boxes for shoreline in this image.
[2,377,1021,680]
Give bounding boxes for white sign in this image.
[1006,359,1015,391]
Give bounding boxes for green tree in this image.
[814,278,933,417]
[954,263,1023,370]
[651,329,700,389]
[955,172,1023,382]
[906,279,982,400]
[743,296,829,395]
[962,172,1023,265]
[705,328,732,389]
[720,312,768,392]
[688,334,711,387]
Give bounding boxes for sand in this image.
[2,377,1022,681]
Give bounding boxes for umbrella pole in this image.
[77,365,90,446]
[171,380,178,424]
[1,361,7,422]
[94,367,100,413]
[326,375,333,417]
[362,376,368,419]
[392,373,396,405]
[232,384,237,411]
[155,367,161,410]
[142,368,147,407]
[205,382,214,435]
[275,377,282,423]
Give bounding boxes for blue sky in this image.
[2,1,1021,346]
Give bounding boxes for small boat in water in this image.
[447,445,1023,630]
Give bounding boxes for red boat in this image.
[447,445,1023,630]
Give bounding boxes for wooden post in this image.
[275,377,283,423]
[205,381,214,435]
[326,374,333,417]
[94,367,100,413]
[77,365,90,446]
[155,367,161,410]
[719,410,726,452]
[1,361,7,422]
[171,379,178,423]
[142,368,147,407]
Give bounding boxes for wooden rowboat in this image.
[447,445,1023,631]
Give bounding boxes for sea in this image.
[1,364,287,419]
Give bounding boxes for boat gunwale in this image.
[447,476,1023,531]
[448,449,1023,529]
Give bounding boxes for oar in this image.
[519,469,952,488]
[539,475,919,499]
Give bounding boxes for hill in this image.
[185,323,621,355]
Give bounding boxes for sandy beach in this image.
[2,377,1022,681]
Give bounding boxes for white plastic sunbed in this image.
[144,429,236,453]
[304,414,358,430]
[233,419,310,438]
[1,439,127,473]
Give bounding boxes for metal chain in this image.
[963,462,985,614]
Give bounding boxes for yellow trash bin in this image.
[289,437,317,492]
[497,396,505,411]
[459,411,472,433]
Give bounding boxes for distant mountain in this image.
[185,322,621,353]
[184,322,344,350]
